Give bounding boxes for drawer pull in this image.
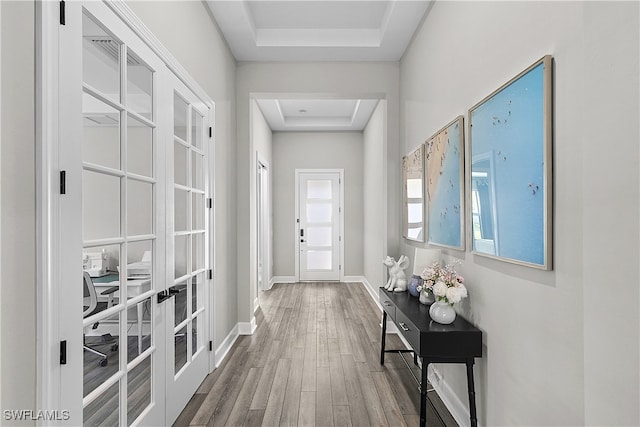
[399,322,410,331]
[383,301,391,306]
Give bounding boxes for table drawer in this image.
[380,293,396,320]
[395,310,420,352]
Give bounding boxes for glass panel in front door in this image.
[299,173,340,281]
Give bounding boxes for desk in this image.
[379,288,482,427]
[92,273,151,354]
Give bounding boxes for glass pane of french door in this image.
[79,5,161,426]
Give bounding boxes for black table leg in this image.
[380,311,387,365]
[466,359,477,427]
[420,359,428,427]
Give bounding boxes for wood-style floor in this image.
[174,282,457,427]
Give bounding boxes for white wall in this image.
[236,61,400,325]
[400,1,639,425]
[1,1,36,422]
[363,100,388,290]
[272,131,364,278]
[127,1,238,349]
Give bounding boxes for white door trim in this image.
[294,169,344,282]
[256,154,270,295]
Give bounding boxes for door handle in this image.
[157,290,174,303]
[300,229,304,237]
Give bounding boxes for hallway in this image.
[175,282,456,426]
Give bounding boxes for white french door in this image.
[165,75,211,423]
[55,2,212,425]
[296,170,343,281]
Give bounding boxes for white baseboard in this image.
[269,276,296,289]
[342,275,364,283]
[215,324,239,368]
[360,276,379,304]
[430,367,474,427]
[238,316,257,335]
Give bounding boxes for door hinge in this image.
[209,341,213,351]
[208,269,213,280]
[60,171,66,194]
[339,236,342,242]
[209,127,212,138]
[60,340,67,365]
[339,265,342,270]
[59,1,66,25]
[207,198,212,209]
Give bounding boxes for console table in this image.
[379,288,482,427]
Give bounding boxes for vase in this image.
[429,300,456,324]
[408,275,423,297]
[419,290,433,305]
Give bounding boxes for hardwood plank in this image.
[384,367,420,416]
[316,367,334,427]
[354,361,388,427]
[249,339,284,410]
[332,405,353,427]
[242,409,265,427]
[299,391,316,427]
[340,354,370,426]
[224,367,263,426]
[280,347,305,426]
[302,332,318,392]
[209,351,258,427]
[327,339,348,406]
[261,358,291,426]
[172,393,205,427]
[190,350,249,425]
[371,371,407,427]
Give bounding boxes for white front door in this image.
[296,170,343,281]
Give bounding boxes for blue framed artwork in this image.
[426,116,465,250]
[468,55,553,270]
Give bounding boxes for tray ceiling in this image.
[205,0,432,61]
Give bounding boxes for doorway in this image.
[295,169,344,281]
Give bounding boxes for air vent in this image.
[86,37,140,66]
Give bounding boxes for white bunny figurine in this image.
[383,255,410,292]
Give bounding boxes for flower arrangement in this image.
[418,261,468,305]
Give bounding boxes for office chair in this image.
[83,271,118,367]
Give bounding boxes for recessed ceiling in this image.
[256,98,379,131]
[205,0,432,61]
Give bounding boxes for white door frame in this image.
[256,154,270,297]
[36,0,216,422]
[294,169,344,282]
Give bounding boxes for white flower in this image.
[457,283,468,298]
[432,281,448,297]
[446,286,462,304]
